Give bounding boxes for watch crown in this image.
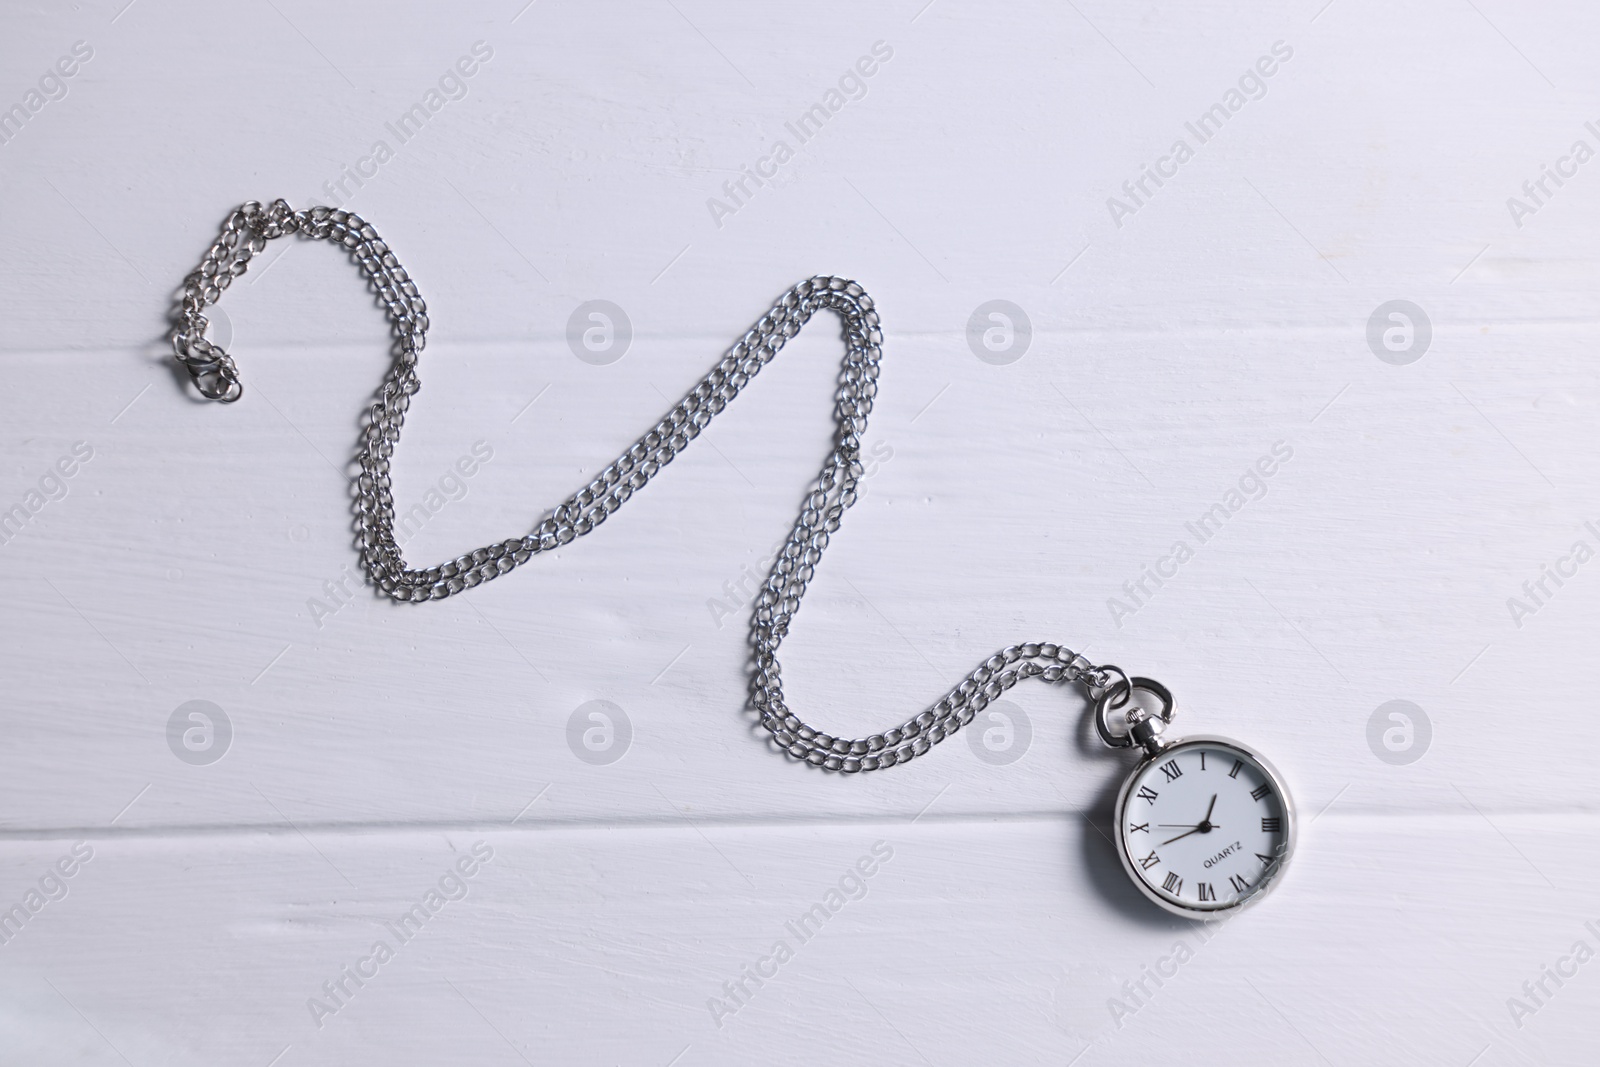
[1124,707,1169,756]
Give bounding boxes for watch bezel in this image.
[1111,735,1296,919]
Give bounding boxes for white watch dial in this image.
[1117,740,1290,912]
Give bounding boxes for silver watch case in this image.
[1111,735,1297,919]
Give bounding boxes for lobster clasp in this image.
[173,333,243,403]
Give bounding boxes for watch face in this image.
[1114,737,1293,916]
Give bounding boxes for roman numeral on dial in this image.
[1159,760,1183,782]
[1197,882,1215,901]
[1228,874,1250,893]
[1261,817,1281,832]
[1162,872,1182,894]
[1136,785,1158,805]
[1250,783,1271,801]
[1139,851,1160,870]
[1228,759,1243,779]
[1257,853,1275,867]
[1129,822,1149,834]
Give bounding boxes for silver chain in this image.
[172,199,1117,772]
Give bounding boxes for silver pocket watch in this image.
[1095,675,1296,917]
[171,202,1297,919]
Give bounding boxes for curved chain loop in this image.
[172,200,1108,771]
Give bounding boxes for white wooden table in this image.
[2,1,1596,1063]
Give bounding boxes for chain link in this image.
[172,199,1111,772]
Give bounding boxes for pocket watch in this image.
[1100,676,1296,917]
[171,202,1299,919]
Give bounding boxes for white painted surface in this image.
[1,1,1596,1063]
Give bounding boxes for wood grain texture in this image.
[1,0,1597,1063]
